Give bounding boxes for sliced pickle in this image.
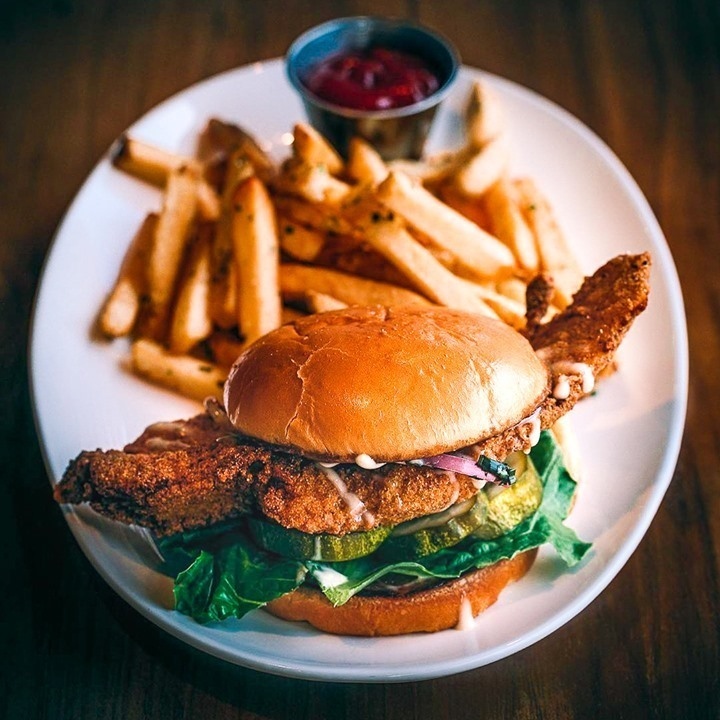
[473,452,543,539]
[247,517,391,561]
[382,495,489,559]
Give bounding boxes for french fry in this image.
[208,307,309,369]
[346,137,389,185]
[111,134,188,187]
[346,203,498,316]
[278,219,326,262]
[209,146,261,329]
[437,185,491,230]
[376,170,515,279]
[496,275,529,306]
[169,225,213,353]
[484,178,539,273]
[452,136,509,197]
[143,164,199,341]
[405,226,459,271]
[272,195,354,237]
[98,213,157,337]
[208,232,237,330]
[131,338,225,401]
[231,176,282,344]
[280,264,431,308]
[387,148,469,186]
[208,330,246,369]
[224,148,258,188]
[100,97,582,408]
[292,122,344,175]
[465,79,505,148]
[198,118,276,185]
[273,158,351,204]
[303,290,349,314]
[317,232,410,287]
[195,180,221,221]
[111,135,219,221]
[514,177,583,309]
[459,278,526,329]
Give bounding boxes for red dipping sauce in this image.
[303,47,440,111]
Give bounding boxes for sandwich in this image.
[54,253,650,635]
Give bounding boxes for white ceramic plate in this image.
[31,59,688,682]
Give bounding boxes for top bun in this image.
[224,306,549,462]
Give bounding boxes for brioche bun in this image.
[266,549,537,636]
[224,306,548,462]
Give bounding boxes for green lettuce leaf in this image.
[168,430,591,622]
[173,539,305,623]
[307,431,591,606]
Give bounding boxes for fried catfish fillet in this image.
[55,412,479,537]
[472,252,651,460]
[54,253,651,537]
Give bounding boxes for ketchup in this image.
[303,47,440,111]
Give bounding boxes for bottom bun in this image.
[266,549,538,636]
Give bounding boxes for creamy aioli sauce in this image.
[552,375,571,400]
[541,359,595,398]
[312,566,348,588]
[535,350,595,398]
[551,361,595,394]
[528,417,542,448]
[319,456,385,469]
[355,453,386,470]
[515,406,542,453]
[437,471,460,512]
[455,597,476,631]
[316,464,375,526]
[392,497,475,536]
[312,535,323,561]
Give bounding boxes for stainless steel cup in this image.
[286,16,460,160]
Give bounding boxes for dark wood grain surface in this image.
[1,1,718,717]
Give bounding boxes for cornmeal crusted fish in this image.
[54,253,650,537]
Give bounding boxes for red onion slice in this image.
[416,453,514,485]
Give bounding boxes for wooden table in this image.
[2,1,717,717]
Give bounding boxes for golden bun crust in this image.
[266,549,537,636]
[224,306,549,462]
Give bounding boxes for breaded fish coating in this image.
[55,413,479,537]
[55,254,651,537]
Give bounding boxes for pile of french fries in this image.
[99,80,583,402]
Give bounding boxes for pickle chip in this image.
[248,517,391,561]
[382,495,489,559]
[473,453,543,540]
